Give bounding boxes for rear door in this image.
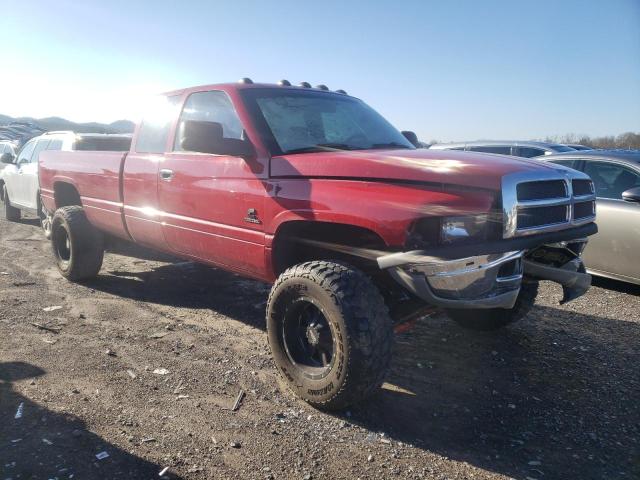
[121,95,182,250]
[579,160,640,281]
[158,89,267,277]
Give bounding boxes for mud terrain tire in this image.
[51,206,104,281]
[267,261,393,410]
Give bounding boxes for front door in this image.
[581,160,640,281]
[6,139,37,207]
[158,89,268,278]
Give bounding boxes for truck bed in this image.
[39,150,130,239]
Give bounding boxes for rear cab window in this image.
[75,136,132,151]
[135,95,182,154]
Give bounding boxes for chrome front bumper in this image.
[378,245,591,310]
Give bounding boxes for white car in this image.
[0,131,131,237]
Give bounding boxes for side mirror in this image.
[1,152,15,164]
[622,186,640,203]
[401,130,419,148]
[181,120,254,158]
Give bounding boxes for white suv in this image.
[0,131,131,237]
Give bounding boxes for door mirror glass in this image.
[401,131,419,147]
[1,152,15,164]
[622,186,640,203]
[181,120,254,158]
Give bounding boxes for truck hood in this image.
[271,149,565,190]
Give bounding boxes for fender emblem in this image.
[244,208,261,224]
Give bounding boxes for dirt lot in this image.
[1,214,638,480]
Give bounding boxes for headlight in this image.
[441,215,489,245]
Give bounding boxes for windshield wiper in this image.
[284,143,356,154]
[370,142,413,150]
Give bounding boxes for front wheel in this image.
[267,261,393,410]
[445,281,539,331]
[51,206,104,281]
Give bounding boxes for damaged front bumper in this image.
[378,240,591,310]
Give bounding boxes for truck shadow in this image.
[0,361,180,479]
[350,304,640,479]
[88,260,270,331]
[85,258,640,479]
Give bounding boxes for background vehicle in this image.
[0,121,46,147]
[542,150,640,285]
[429,140,576,158]
[566,144,593,151]
[39,81,597,409]
[0,141,17,171]
[0,132,132,236]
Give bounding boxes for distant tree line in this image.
[543,132,640,150]
[426,132,640,150]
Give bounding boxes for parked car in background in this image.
[566,144,592,151]
[541,150,640,285]
[429,140,576,158]
[0,131,132,237]
[0,141,17,171]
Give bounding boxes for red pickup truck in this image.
[39,80,597,409]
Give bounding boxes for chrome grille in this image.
[502,170,596,238]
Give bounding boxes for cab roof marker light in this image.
[299,82,312,88]
[239,77,254,84]
[335,89,347,94]
[315,84,329,90]
[278,79,291,86]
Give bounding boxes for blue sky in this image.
[0,0,638,141]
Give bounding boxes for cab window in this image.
[174,90,243,151]
[135,95,181,154]
[583,161,640,199]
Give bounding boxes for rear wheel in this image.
[51,206,104,281]
[445,281,539,331]
[267,260,394,410]
[3,185,21,221]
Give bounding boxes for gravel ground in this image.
[1,214,638,480]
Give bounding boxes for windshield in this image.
[241,88,414,155]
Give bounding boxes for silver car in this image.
[429,140,575,158]
[542,150,640,285]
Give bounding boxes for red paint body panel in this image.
[37,82,558,283]
[270,149,558,191]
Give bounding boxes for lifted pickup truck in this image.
[39,80,597,409]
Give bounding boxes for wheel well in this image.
[54,182,82,209]
[272,221,389,276]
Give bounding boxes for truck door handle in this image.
[159,169,174,181]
